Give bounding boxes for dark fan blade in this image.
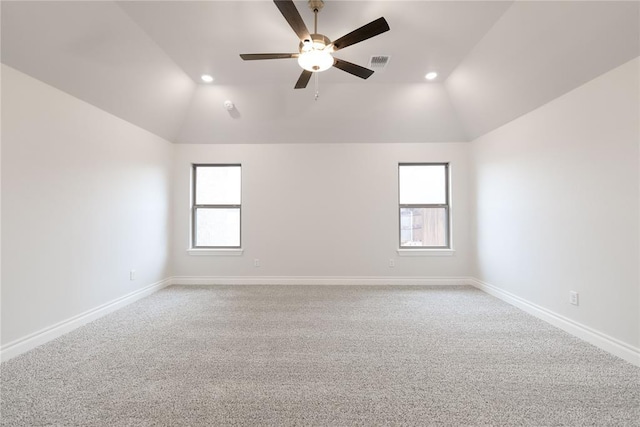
[333,58,374,79]
[331,17,390,52]
[240,53,298,60]
[295,70,313,89]
[274,0,310,42]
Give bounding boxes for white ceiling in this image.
[2,1,638,144]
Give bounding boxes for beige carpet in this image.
[1,285,639,426]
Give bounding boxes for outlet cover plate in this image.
[569,291,579,306]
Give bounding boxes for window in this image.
[398,163,450,248]
[192,164,241,248]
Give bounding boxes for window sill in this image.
[187,248,244,256]
[397,249,455,257]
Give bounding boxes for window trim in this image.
[191,163,242,249]
[398,162,451,249]
[187,248,244,256]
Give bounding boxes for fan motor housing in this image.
[299,34,331,52]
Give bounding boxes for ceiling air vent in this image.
[368,55,391,71]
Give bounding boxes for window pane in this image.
[195,208,240,247]
[400,207,448,247]
[399,165,446,204]
[195,166,241,205]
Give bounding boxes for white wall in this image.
[173,143,470,280]
[1,65,174,346]
[471,58,640,348]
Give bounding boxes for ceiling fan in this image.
[240,0,390,89]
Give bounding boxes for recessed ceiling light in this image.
[425,72,438,80]
[201,74,214,83]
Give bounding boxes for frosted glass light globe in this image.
[298,50,334,72]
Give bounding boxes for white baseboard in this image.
[0,278,171,362]
[469,277,640,367]
[170,276,471,286]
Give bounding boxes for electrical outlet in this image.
[130,269,137,281]
[254,259,260,267]
[569,291,579,306]
[389,259,395,268]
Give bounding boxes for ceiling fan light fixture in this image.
[298,49,333,72]
[239,0,389,88]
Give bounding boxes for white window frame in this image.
[191,164,242,250]
[398,162,451,250]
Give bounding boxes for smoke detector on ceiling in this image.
[368,55,391,71]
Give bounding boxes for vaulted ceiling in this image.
[2,1,638,144]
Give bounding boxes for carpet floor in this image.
[1,285,639,426]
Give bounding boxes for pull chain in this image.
[314,72,319,101]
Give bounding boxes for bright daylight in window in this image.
[399,163,450,248]
[192,164,241,248]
